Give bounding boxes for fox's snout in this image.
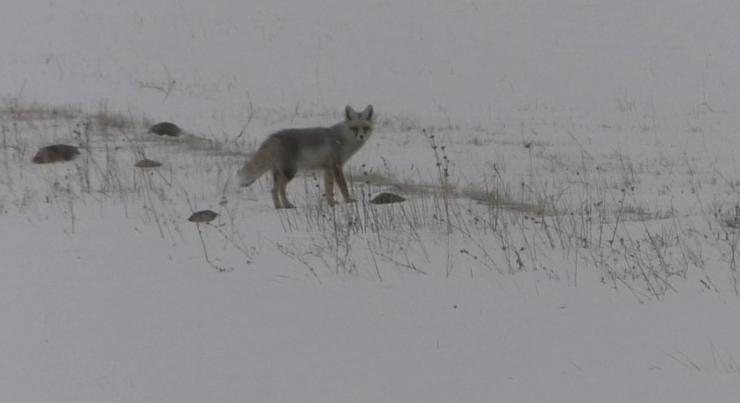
[350,126,372,141]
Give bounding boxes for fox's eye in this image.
[352,128,359,136]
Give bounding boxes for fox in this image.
[238,105,374,209]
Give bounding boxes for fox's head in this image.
[345,105,374,141]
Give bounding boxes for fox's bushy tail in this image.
[238,137,279,187]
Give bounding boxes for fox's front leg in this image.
[333,165,356,204]
[272,171,295,209]
[324,168,339,207]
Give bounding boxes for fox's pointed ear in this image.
[345,105,358,121]
[362,105,374,120]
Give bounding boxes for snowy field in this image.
[2,0,740,401]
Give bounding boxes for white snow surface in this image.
[1,1,740,402]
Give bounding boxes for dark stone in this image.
[148,122,182,137]
[370,192,406,205]
[32,144,80,164]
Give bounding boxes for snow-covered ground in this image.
[1,1,740,401]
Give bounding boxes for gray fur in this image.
[238,105,374,208]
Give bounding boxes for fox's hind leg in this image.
[324,168,338,207]
[333,165,356,204]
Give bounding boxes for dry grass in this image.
[4,99,739,298]
[0,99,81,121]
[94,103,137,131]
